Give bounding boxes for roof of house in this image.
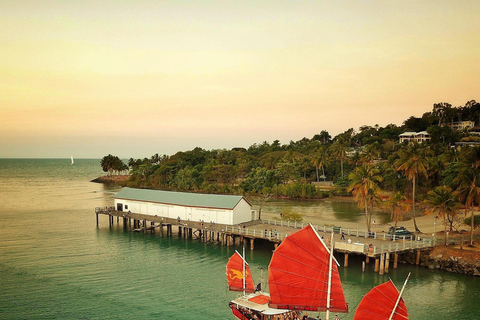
[115,187,249,210]
[399,132,416,136]
[399,131,430,136]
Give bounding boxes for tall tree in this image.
[395,142,429,233]
[100,154,126,176]
[347,164,383,232]
[424,186,459,246]
[445,147,480,246]
[313,147,328,182]
[384,191,410,234]
[332,139,348,179]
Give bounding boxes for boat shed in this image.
[114,187,254,225]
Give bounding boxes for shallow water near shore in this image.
[0,159,479,319]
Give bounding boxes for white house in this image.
[114,188,254,225]
[450,121,475,131]
[399,131,431,143]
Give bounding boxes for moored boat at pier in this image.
[227,224,348,320]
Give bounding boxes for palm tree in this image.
[318,130,331,144]
[384,191,410,233]
[332,139,348,179]
[151,153,160,164]
[445,149,480,246]
[347,164,383,232]
[313,147,328,182]
[299,155,311,182]
[394,142,429,233]
[424,186,459,246]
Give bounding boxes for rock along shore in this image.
[400,246,480,276]
[91,175,130,186]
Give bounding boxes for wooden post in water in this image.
[362,261,365,272]
[379,253,385,275]
[415,250,421,265]
[374,257,380,272]
[96,213,99,227]
[366,256,370,264]
[393,253,398,269]
[344,253,349,267]
[143,220,147,234]
[385,253,390,273]
[250,238,254,250]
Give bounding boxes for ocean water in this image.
[0,159,478,319]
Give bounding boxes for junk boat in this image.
[226,224,410,320]
[353,273,410,320]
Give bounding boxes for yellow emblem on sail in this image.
[228,268,249,280]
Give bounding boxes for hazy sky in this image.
[1,1,479,158]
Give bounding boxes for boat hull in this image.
[229,292,301,320]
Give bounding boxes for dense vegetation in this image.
[101,100,480,241]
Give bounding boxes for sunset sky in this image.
[1,1,479,158]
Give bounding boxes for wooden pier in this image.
[95,207,434,273]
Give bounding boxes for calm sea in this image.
[0,159,478,319]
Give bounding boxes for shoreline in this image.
[91,175,129,185]
[93,177,479,271]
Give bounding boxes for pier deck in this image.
[95,207,434,273]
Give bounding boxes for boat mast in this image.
[242,245,246,296]
[325,231,334,320]
[388,272,411,320]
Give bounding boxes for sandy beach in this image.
[260,199,442,236]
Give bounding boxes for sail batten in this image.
[226,251,255,293]
[268,224,348,312]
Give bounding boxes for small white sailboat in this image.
[71,155,74,165]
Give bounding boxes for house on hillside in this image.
[399,131,431,143]
[114,188,254,225]
[449,120,475,132]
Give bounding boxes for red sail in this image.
[268,224,348,313]
[226,251,255,293]
[353,280,408,320]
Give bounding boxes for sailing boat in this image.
[226,250,255,294]
[227,224,348,320]
[71,155,74,165]
[353,273,410,320]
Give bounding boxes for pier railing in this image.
[96,208,435,254]
[222,220,435,255]
[260,218,429,241]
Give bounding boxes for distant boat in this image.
[71,155,74,165]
